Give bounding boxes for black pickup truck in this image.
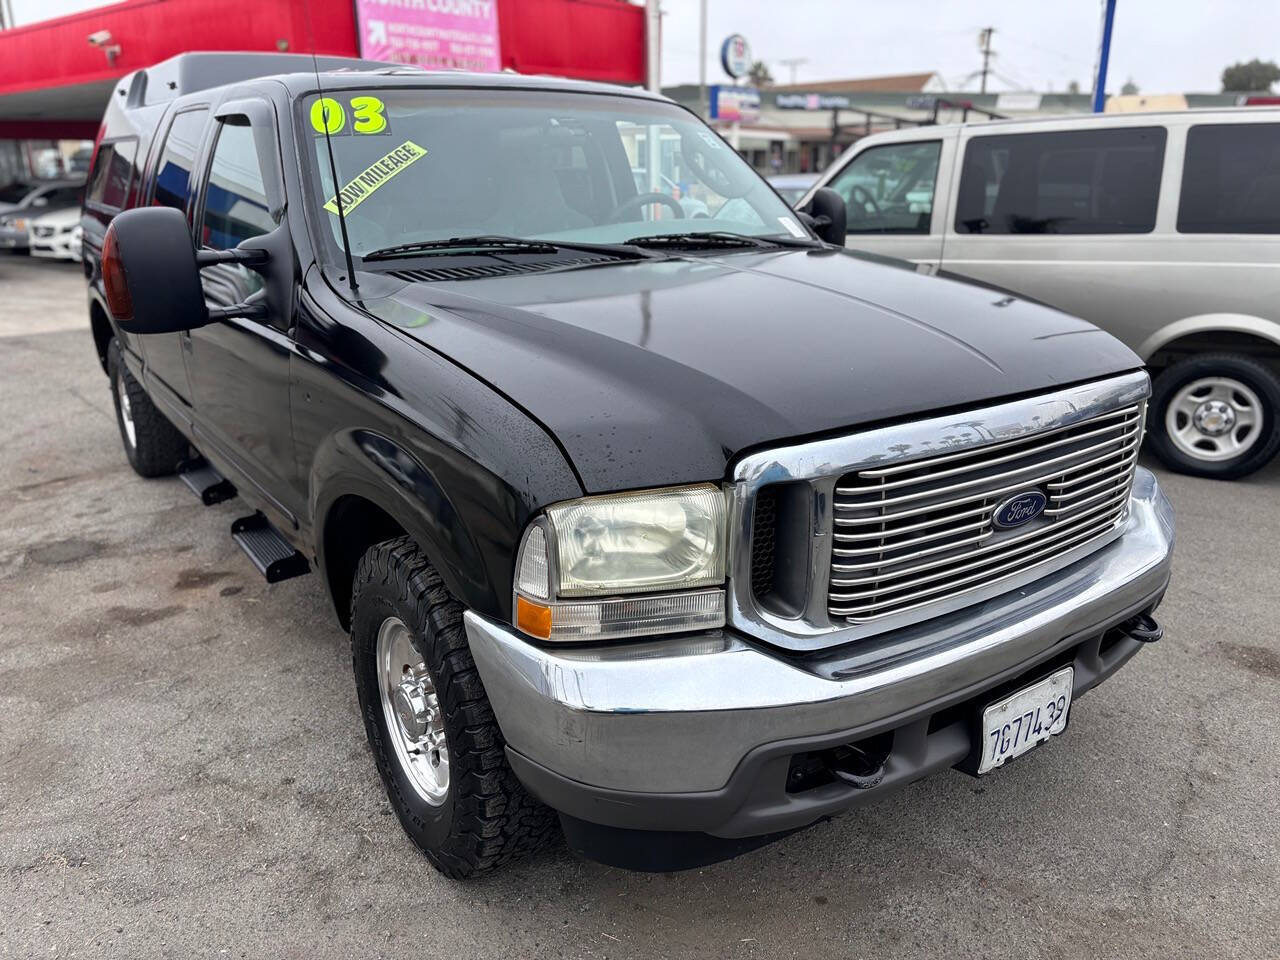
[84,53,1175,877]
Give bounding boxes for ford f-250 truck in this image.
[83,54,1175,877]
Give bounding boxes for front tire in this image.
[1147,352,1280,480]
[350,537,558,878]
[107,339,189,478]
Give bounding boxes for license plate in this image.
[977,667,1074,775]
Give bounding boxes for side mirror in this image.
[800,187,847,245]
[102,206,268,335]
[32,196,48,207]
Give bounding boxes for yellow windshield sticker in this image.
[323,140,427,215]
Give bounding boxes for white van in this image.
[809,108,1280,479]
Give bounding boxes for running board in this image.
[231,513,310,583]
[177,457,237,506]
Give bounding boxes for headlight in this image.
[513,484,727,642]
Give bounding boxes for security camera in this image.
[86,29,122,65]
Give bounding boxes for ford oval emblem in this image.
[992,490,1048,529]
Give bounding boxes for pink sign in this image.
[356,0,501,72]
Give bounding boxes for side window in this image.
[955,127,1166,235]
[50,186,86,207]
[85,140,136,210]
[1179,123,1280,233]
[828,141,940,235]
[152,108,209,213]
[199,121,274,250]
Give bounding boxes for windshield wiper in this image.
[624,230,822,251]
[362,234,661,262]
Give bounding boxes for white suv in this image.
[809,108,1280,479]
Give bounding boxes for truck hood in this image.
[363,248,1141,493]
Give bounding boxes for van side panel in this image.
[938,114,1280,360]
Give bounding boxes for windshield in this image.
[0,182,32,204]
[296,88,808,260]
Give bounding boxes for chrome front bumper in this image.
[465,468,1174,824]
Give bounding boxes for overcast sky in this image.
[10,0,1279,95]
[659,0,1279,94]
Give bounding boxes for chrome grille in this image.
[827,403,1144,624]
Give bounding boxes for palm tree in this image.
[747,60,774,88]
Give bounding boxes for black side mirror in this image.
[799,187,847,245]
[102,206,269,334]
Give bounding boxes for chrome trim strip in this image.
[726,371,1151,652]
[829,435,1139,525]
[832,519,992,559]
[840,409,1141,491]
[830,505,1126,607]
[1049,450,1140,489]
[830,494,1125,586]
[833,504,991,542]
[833,427,1140,507]
[855,405,1140,478]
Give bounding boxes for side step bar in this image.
[178,457,237,506]
[231,513,310,583]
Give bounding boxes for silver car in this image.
[0,180,84,252]
[808,108,1280,479]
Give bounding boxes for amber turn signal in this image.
[515,595,552,640]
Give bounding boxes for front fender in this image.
[1137,312,1280,361]
[310,427,515,617]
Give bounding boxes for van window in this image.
[85,140,136,210]
[199,121,274,249]
[828,141,940,234]
[152,108,209,214]
[955,127,1166,234]
[1178,123,1280,233]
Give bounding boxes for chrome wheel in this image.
[377,616,449,805]
[1165,376,1262,463]
[118,376,137,449]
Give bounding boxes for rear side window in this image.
[199,121,274,249]
[152,108,209,213]
[1178,123,1280,233]
[955,127,1166,235]
[85,140,136,210]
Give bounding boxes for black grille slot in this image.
[751,487,779,599]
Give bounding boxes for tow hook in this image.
[1119,612,1163,644]
[830,742,890,790]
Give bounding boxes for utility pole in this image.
[779,57,808,86]
[1091,0,1118,112]
[645,0,661,94]
[698,0,707,118]
[978,27,995,94]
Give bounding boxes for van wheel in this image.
[1148,352,1280,480]
[349,537,559,878]
[107,339,189,478]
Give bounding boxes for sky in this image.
[658,0,1279,94]
[8,0,1279,95]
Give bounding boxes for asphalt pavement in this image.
[1,253,1277,959]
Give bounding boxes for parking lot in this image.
[1,252,1277,959]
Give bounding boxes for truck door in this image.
[137,106,210,412]
[185,103,303,533]
[827,135,953,271]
